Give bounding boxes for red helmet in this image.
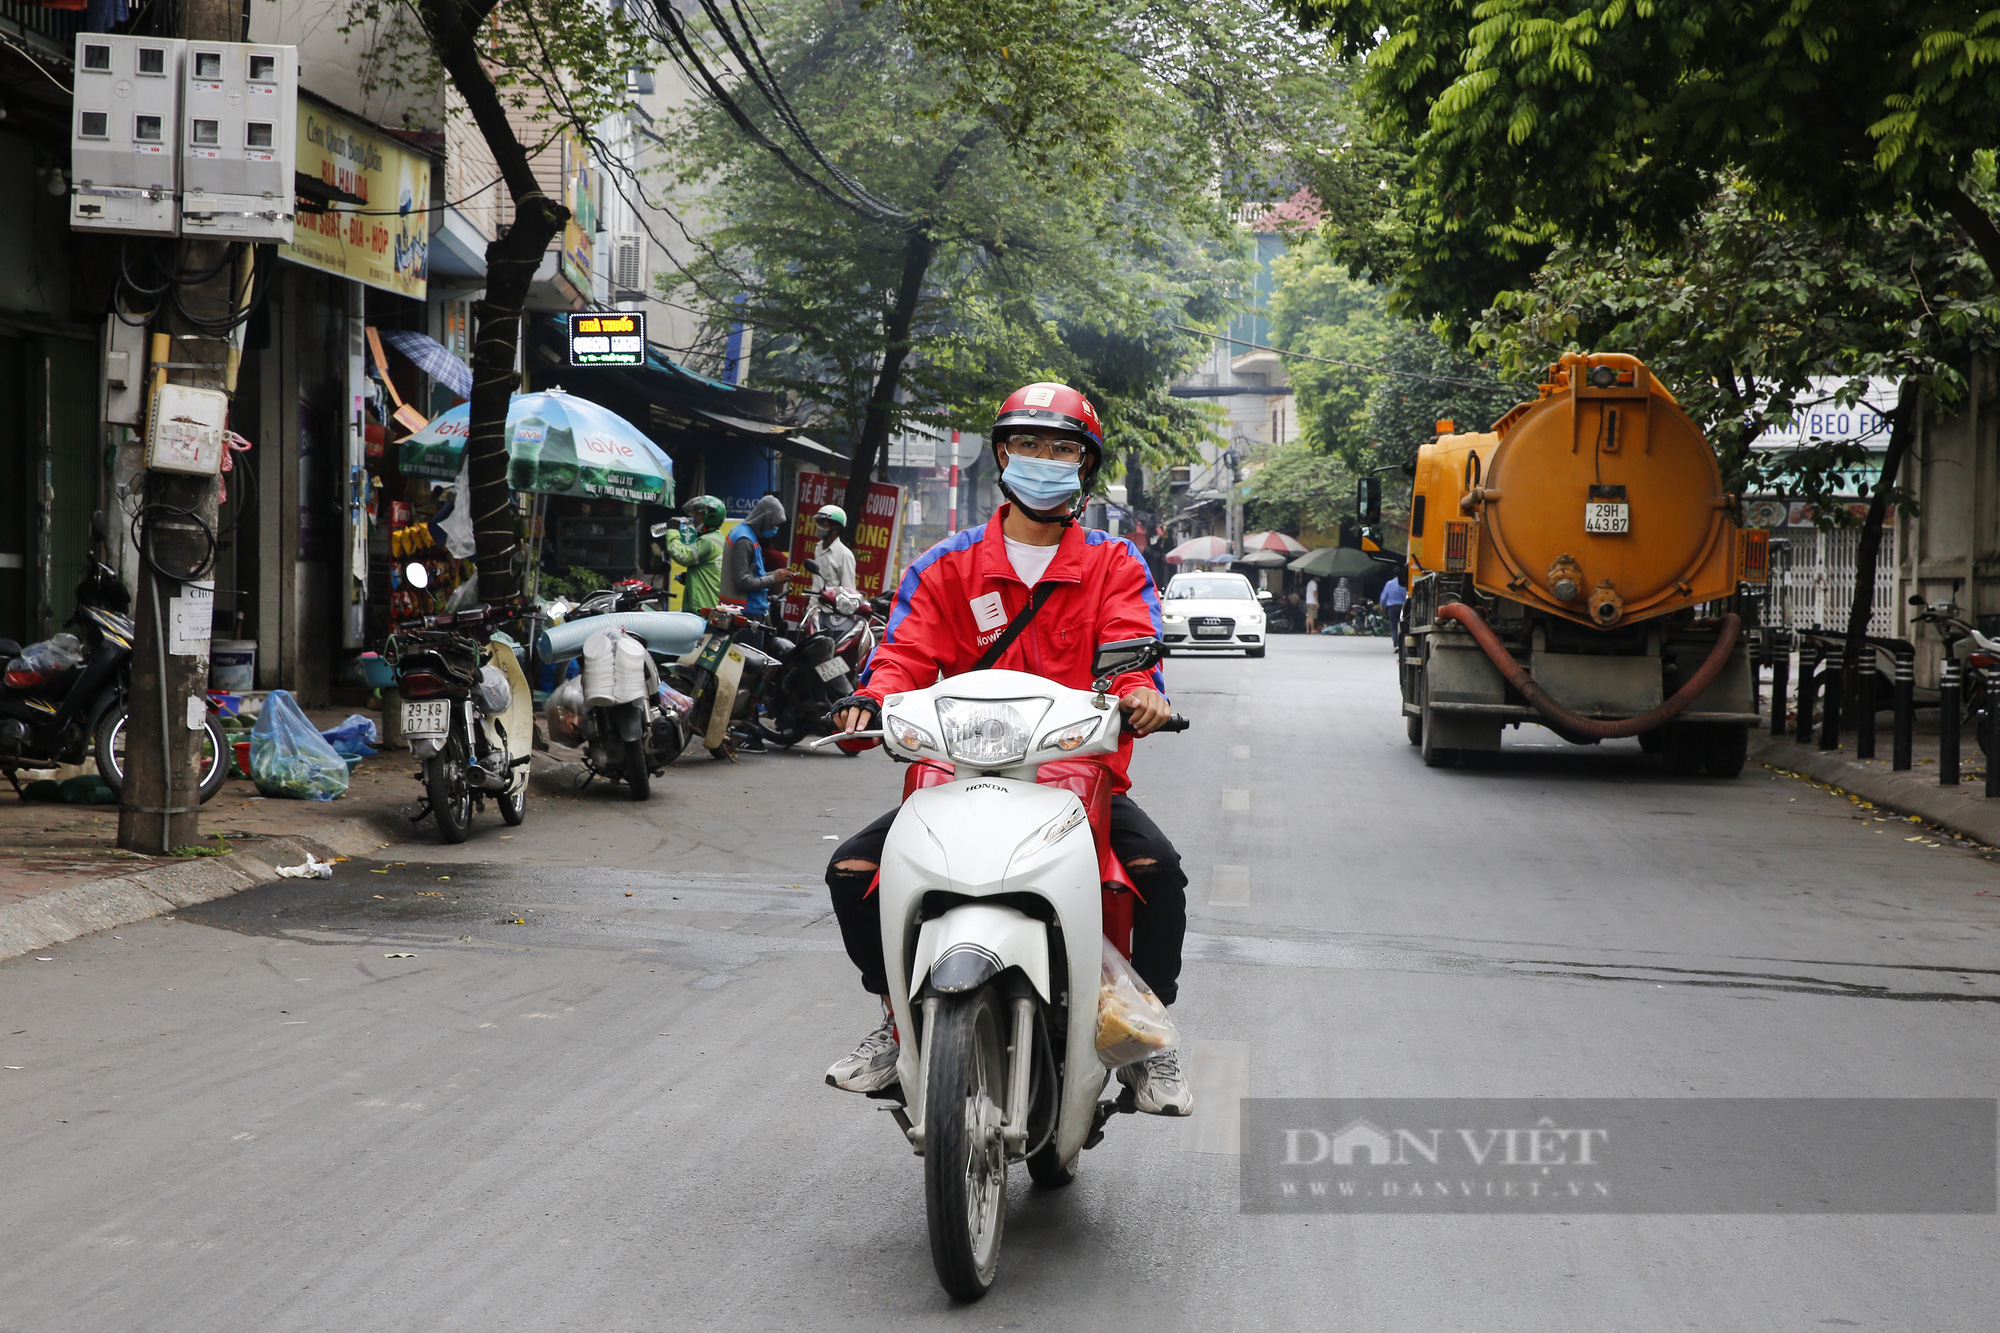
[991,382,1104,457]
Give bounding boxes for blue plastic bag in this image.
[250,689,350,800]
[320,713,380,759]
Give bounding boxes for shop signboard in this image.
[561,133,597,297]
[568,311,646,366]
[783,471,902,622]
[283,102,429,297]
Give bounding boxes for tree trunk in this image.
[465,203,566,601]
[419,0,571,601]
[841,229,934,528]
[1839,377,1921,712]
[1939,183,2000,287]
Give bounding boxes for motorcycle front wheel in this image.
[427,736,474,842]
[924,987,1009,1301]
[498,784,527,825]
[97,703,228,804]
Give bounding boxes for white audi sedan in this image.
[1160,571,1267,657]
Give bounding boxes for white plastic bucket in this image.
[210,639,257,691]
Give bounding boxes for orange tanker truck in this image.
[1396,351,1771,774]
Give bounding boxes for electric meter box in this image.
[179,42,298,243]
[145,382,231,476]
[70,34,185,236]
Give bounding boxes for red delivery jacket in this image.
[857,506,1167,791]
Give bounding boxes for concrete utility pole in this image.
[117,0,243,853]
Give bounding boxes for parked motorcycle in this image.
[808,637,1187,1299]
[386,574,534,842]
[539,612,702,794]
[671,603,783,759]
[1,511,226,801]
[745,563,881,749]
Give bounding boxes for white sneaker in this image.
[1118,1047,1194,1116]
[826,1005,900,1094]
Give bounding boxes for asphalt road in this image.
[4,635,1998,1331]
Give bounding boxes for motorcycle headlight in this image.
[934,697,1050,768]
[884,713,937,752]
[1037,716,1103,753]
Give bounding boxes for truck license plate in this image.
[402,700,450,736]
[813,656,848,683]
[1584,501,1630,534]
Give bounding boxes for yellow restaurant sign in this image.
[283,103,430,298]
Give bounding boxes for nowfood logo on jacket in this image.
[969,592,1008,634]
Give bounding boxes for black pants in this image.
[826,793,1189,1004]
[1385,603,1403,646]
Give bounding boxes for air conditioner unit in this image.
[612,232,646,297]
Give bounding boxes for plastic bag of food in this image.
[545,674,586,746]
[320,713,379,759]
[476,663,512,716]
[4,632,85,688]
[1095,938,1178,1068]
[249,688,350,801]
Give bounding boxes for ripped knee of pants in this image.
[1124,852,1187,897]
[827,860,877,894]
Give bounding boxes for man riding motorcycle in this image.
[807,504,858,595]
[823,382,1193,1116]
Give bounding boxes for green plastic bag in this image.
[249,689,350,801]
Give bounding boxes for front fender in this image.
[909,903,1050,1001]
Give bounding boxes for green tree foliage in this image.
[1284,0,2000,321]
[1266,243,1395,464]
[1474,184,2000,508]
[663,0,1343,516]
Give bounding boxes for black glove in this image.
[828,693,880,723]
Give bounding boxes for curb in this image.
[1750,734,2000,846]
[0,808,414,963]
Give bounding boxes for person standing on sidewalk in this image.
[1382,573,1407,649]
[1303,578,1320,633]
[1331,576,1352,626]
[659,495,728,613]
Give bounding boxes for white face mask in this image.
[1003,454,1083,510]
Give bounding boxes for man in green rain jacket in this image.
[660,494,727,612]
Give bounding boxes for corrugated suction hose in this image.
[1434,602,1742,740]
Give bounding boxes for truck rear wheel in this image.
[1419,677,1459,769]
[1660,723,1706,777]
[1704,724,1748,778]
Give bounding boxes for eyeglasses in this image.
[1000,435,1084,463]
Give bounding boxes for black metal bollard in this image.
[1770,636,1791,736]
[1986,672,2000,799]
[1893,651,1914,771]
[1940,658,1961,786]
[1796,642,1820,744]
[1819,659,1843,751]
[1856,649,1877,760]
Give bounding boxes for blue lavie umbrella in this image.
[399,390,672,502]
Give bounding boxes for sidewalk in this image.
[0,705,423,961]
[1751,714,2000,847]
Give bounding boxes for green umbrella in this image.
[398,390,672,502]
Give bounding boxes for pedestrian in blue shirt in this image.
[1381,574,1407,650]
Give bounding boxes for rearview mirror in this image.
[803,558,821,576]
[90,509,109,543]
[1356,475,1383,526]
[1910,594,1925,607]
[1092,637,1162,679]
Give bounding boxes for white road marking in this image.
[1209,865,1251,906]
[1229,745,1250,760]
[1179,1039,1251,1154]
[1221,789,1250,812]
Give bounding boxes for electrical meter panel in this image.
[70,34,185,236]
[180,41,297,242]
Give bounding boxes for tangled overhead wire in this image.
[113,238,271,336]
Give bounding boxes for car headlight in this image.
[1037,716,1103,753]
[1164,613,1186,624]
[934,696,1050,767]
[884,713,937,752]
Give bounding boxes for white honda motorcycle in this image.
[813,638,1185,1300]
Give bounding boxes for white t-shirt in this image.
[1303,581,1319,607]
[1004,535,1060,587]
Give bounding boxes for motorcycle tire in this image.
[498,784,527,825]
[923,986,1009,1302]
[1025,1143,1077,1189]
[427,738,474,843]
[625,737,650,801]
[96,702,229,804]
